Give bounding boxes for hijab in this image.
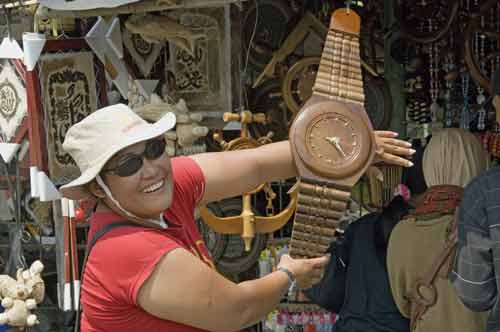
[422,128,489,188]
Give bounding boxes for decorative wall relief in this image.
[0,62,27,141]
[125,13,201,56]
[39,52,98,183]
[165,7,232,115]
[174,41,209,93]
[123,28,162,77]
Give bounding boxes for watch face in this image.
[307,113,360,168]
[292,100,372,179]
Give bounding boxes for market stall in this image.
[0,0,497,331]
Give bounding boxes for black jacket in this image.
[304,196,411,332]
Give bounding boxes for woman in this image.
[387,128,490,332]
[60,104,414,332]
[303,135,431,332]
[304,195,414,332]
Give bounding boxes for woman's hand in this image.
[277,254,330,289]
[373,131,415,167]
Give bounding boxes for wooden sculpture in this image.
[124,13,204,56]
[253,11,378,89]
[368,163,403,208]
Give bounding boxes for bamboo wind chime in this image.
[369,164,403,208]
[289,9,365,260]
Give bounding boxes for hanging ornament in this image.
[477,91,486,131]
[419,100,431,124]
[407,100,415,121]
[444,89,454,127]
[476,14,487,131]
[460,71,471,129]
[497,3,500,72]
[430,102,440,124]
[428,39,441,124]
[443,33,457,128]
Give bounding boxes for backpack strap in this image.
[74,221,141,332]
[408,209,459,331]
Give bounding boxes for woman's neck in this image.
[95,201,113,213]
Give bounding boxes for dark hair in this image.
[374,195,412,265]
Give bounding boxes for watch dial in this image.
[306,113,361,169]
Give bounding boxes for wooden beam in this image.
[42,38,88,52]
[11,118,28,144]
[95,57,109,107]
[25,66,47,172]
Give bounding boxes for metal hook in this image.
[346,0,351,14]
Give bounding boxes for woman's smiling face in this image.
[100,137,174,219]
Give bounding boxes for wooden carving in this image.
[131,87,209,156]
[0,62,27,142]
[124,13,204,56]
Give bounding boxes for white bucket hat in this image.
[60,103,176,200]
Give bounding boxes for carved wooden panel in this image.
[0,61,27,142]
[123,29,163,77]
[165,6,232,114]
[39,52,98,183]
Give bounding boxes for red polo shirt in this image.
[80,156,212,332]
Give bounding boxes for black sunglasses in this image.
[103,138,167,177]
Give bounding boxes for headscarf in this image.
[422,128,490,188]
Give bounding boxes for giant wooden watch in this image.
[289,9,376,259]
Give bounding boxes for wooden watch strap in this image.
[289,179,351,259]
[313,28,364,106]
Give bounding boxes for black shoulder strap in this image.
[83,221,138,266]
[74,221,140,332]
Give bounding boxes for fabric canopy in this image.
[39,0,141,11]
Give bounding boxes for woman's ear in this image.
[88,179,106,199]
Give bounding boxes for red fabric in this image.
[81,156,212,332]
[411,185,463,217]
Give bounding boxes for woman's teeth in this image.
[143,180,164,193]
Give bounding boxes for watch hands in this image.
[325,136,346,157]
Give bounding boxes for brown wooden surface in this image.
[330,8,360,35]
[25,67,46,171]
